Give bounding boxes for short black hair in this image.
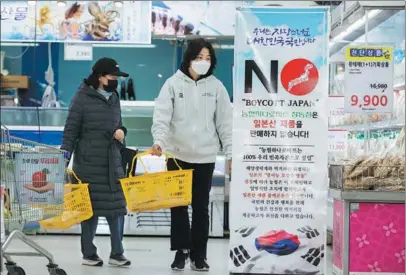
[180,38,217,76]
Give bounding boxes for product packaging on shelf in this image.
[330,127,405,192]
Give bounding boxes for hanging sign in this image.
[0,1,151,44]
[229,6,329,275]
[344,46,394,114]
[151,1,255,36]
[64,43,93,61]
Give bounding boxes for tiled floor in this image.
[2,235,333,275]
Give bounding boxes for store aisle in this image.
[3,236,333,274]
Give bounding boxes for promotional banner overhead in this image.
[1,1,151,43]
[230,7,329,275]
[344,46,394,114]
[151,1,254,36]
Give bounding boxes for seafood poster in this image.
[0,1,151,43]
[229,7,329,274]
[14,152,65,205]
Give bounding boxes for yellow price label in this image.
[345,46,393,61]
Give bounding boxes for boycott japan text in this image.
[229,7,328,274]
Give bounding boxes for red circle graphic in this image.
[280,58,319,96]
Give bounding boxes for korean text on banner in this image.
[229,7,329,275]
[344,46,394,113]
[0,1,151,44]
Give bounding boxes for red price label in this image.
[328,130,347,153]
[329,143,345,151]
[329,109,344,116]
[350,94,388,108]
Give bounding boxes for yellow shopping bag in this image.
[120,150,193,212]
[39,169,93,229]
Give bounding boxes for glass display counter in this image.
[0,101,155,148]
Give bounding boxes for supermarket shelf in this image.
[329,120,404,132]
[329,188,405,202]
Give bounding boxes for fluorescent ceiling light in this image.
[114,1,124,8]
[56,1,66,7]
[212,44,234,50]
[1,42,39,47]
[330,9,381,47]
[92,44,156,48]
[27,1,36,6]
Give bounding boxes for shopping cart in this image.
[1,125,67,275]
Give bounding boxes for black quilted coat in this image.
[61,81,127,217]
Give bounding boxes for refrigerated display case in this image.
[0,101,227,237]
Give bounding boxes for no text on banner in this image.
[229,6,329,275]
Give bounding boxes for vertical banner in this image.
[230,7,329,275]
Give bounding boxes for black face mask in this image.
[103,79,118,93]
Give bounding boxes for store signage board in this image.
[14,152,65,205]
[0,1,151,44]
[344,46,394,114]
[151,1,255,36]
[229,7,329,274]
[64,43,93,61]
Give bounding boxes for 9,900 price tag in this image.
[349,94,389,109]
[344,46,394,114]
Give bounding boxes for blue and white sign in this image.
[1,1,151,44]
[151,1,255,36]
[229,7,329,275]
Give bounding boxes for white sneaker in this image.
[108,255,131,267]
[82,255,103,266]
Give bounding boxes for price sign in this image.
[328,96,345,127]
[64,43,93,61]
[328,130,348,153]
[344,46,394,114]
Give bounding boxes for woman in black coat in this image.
[61,58,130,267]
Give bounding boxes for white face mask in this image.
[191,60,211,75]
